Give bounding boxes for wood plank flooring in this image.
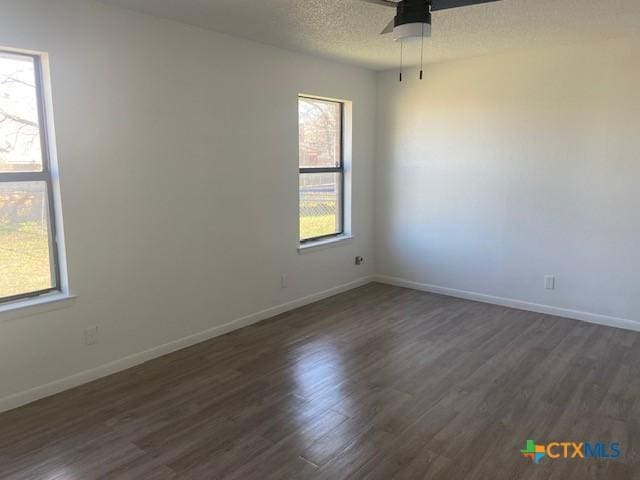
[1,282,639,479]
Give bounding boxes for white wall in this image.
[0,0,376,408]
[376,38,640,326]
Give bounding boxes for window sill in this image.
[298,235,354,255]
[0,292,77,322]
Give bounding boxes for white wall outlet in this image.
[84,326,99,346]
[281,274,288,289]
[544,276,556,290]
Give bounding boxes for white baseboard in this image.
[375,274,640,333]
[0,276,373,414]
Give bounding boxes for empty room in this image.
[0,0,639,478]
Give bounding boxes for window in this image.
[299,96,344,243]
[0,50,61,304]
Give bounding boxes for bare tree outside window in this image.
[0,54,42,172]
[299,97,344,242]
[0,51,59,303]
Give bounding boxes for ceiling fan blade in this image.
[381,19,395,35]
[430,0,500,11]
[360,0,398,8]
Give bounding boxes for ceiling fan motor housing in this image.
[395,0,431,28]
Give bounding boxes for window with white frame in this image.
[0,50,62,304]
[298,96,345,243]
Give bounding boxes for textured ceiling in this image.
[100,0,640,70]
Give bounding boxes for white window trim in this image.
[0,292,76,322]
[0,46,71,308]
[297,234,354,255]
[298,94,353,252]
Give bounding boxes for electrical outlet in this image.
[84,326,99,346]
[355,256,365,266]
[281,274,288,289]
[544,276,556,291]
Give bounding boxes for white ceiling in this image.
[101,0,640,70]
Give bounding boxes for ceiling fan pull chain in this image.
[399,39,404,82]
[420,23,425,80]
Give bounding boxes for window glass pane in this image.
[300,173,342,241]
[299,97,341,168]
[0,52,43,173]
[0,181,54,299]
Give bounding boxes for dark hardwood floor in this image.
[1,283,639,479]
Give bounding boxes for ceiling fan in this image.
[360,0,501,81]
[361,0,501,40]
